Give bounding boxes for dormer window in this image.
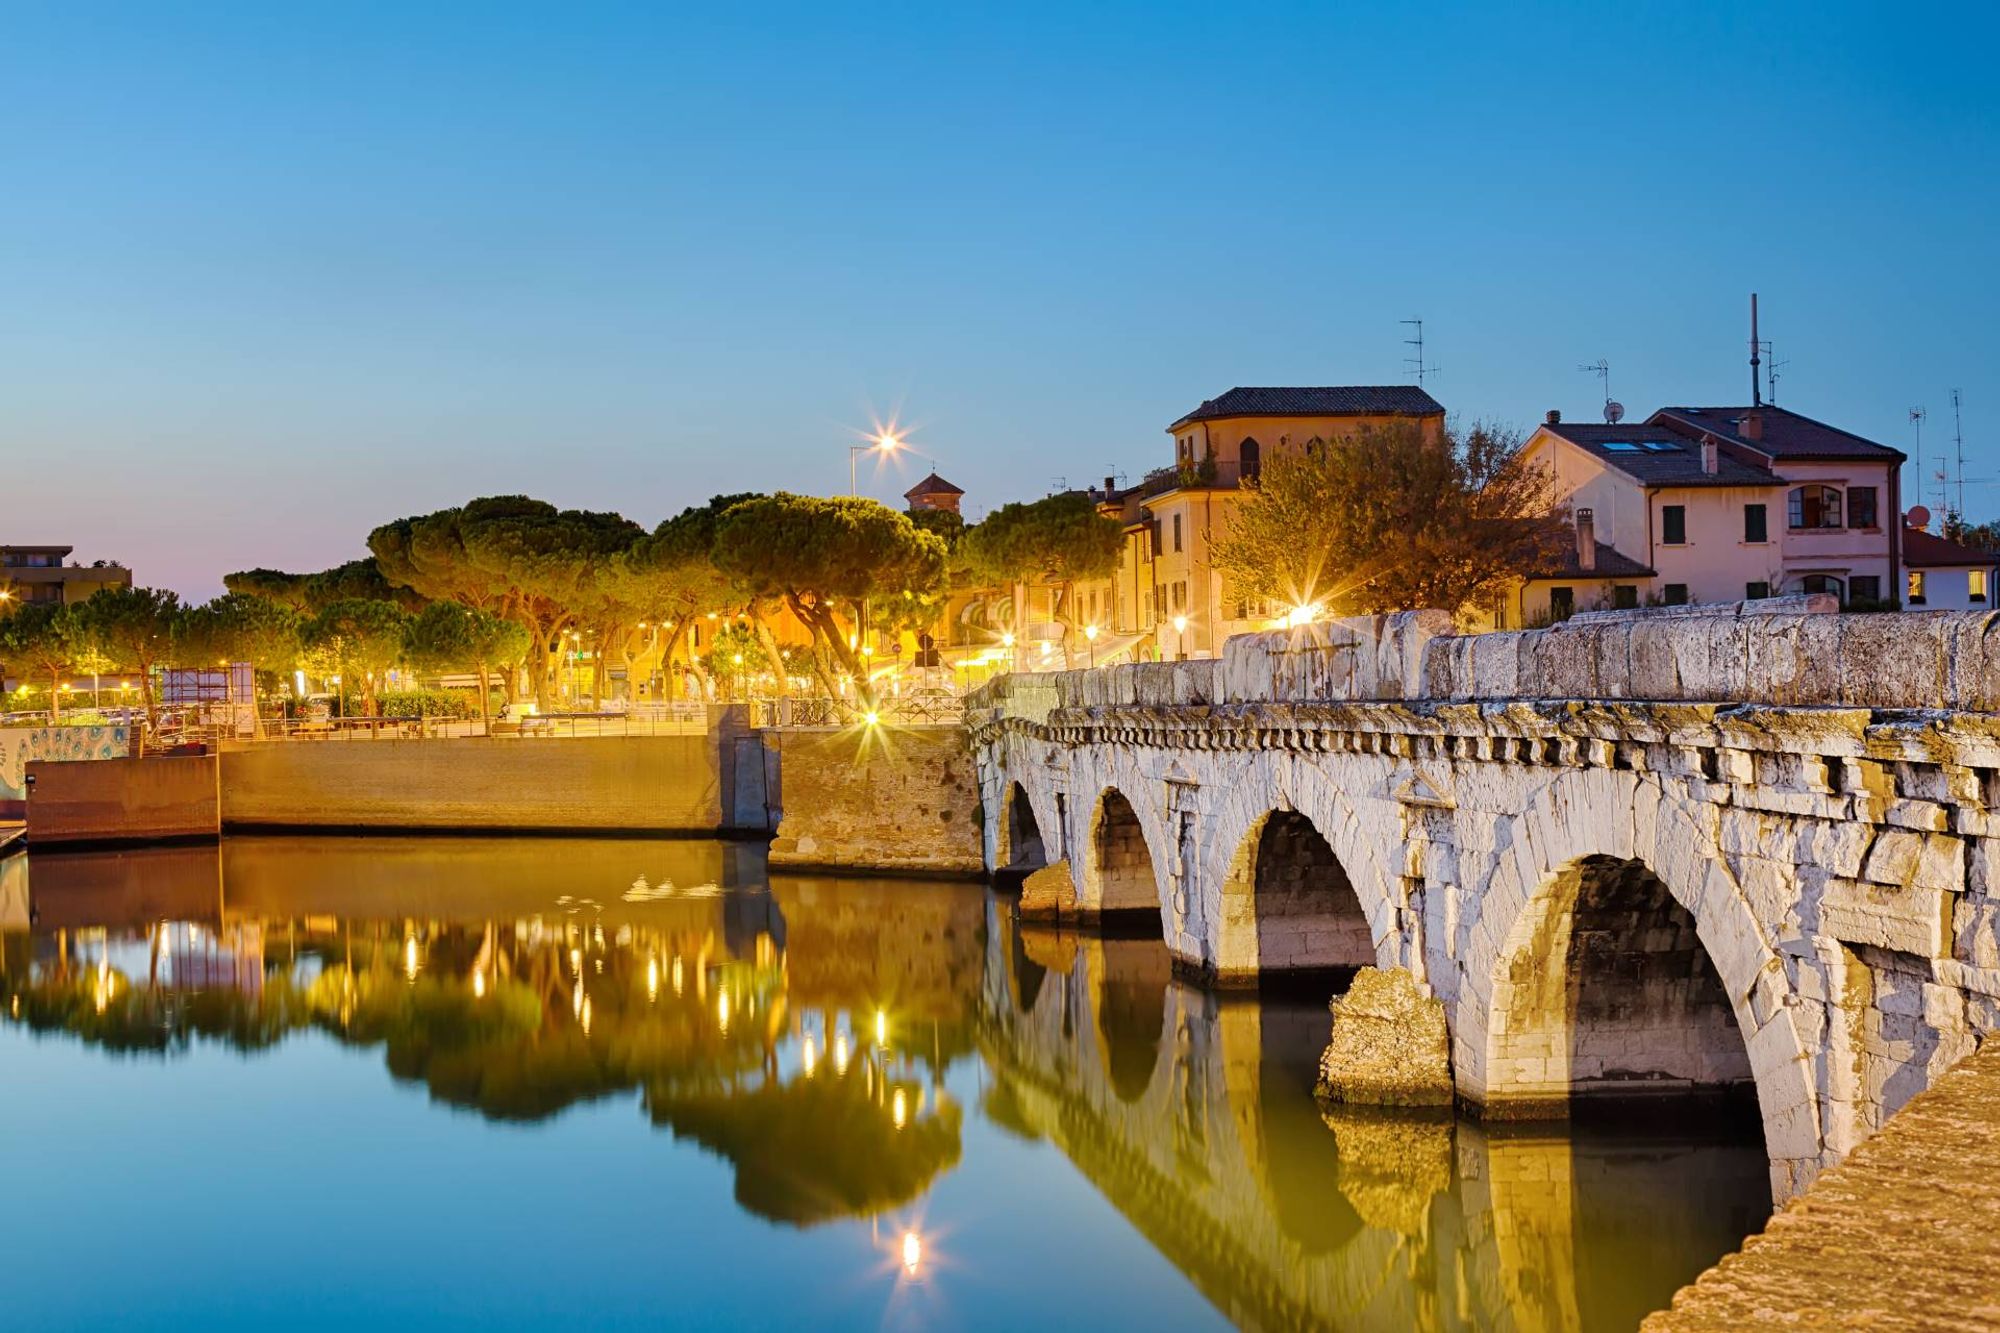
[1788,485,1842,530]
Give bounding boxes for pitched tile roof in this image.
[1540,422,1778,488]
[1522,539,1656,581]
[903,471,964,499]
[1169,386,1445,431]
[1651,406,1904,462]
[1903,526,1999,569]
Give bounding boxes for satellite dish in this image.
[1603,400,1626,424]
[1907,505,1932,531]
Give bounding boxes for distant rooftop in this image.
[1540,421,1777,488]
[1903,525,1999,569]
[1652,406,1904,462]
[1169,386,1445,431]
[903,471,964,500]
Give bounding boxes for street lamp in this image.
[850,430,903,496]
[1084,623,1099,668]
[1171,614,1189,661]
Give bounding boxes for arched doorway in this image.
[1217,809,1375,981]
[1090,789,1163,930]
[1488,855,1754,1113]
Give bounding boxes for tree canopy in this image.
[1210,419,1563,621]
[712,494,946,704]
[305,598,410,715]
[0,602,82,716]
[73,585,183,724]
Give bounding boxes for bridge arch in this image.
[1467,772,1821,1192]
[999,781,1049,874]
[1214,806,1379,982]
[1083,787,1169,928]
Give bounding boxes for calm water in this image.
[0,838,1770,1332]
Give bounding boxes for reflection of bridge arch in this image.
[1467,775,1819,1192]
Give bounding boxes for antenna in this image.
[1401,318,1437,387]
[1911,406,1927,503]
[1953,389,1967,519]
[1758,339,1787,405]
[1578,359,1611,417]
[1750,294,1762,406]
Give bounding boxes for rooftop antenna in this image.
[1758,339,1787,405]
[1911,406,1927,504]
[1750,294,1762,406]
[1401,318,1438,387]
[1578,359,1612,418]
[1953,389,1967,519]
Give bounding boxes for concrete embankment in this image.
[216,734,763,834]
[1644,1044,2000,1331]
[26,754,221,846]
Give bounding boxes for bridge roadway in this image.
[968,603,2000,1200]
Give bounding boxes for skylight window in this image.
[1601,441,1640,452]
[1641,440,1680,452]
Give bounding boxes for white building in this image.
[1902,523,1999,611]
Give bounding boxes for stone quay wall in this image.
[765,725,984,877]
[968,605,2000,1198]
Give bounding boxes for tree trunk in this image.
[750,612,790,701]
[47,665,61,721]
[1012,581,1027,673]
[476,663,491,735]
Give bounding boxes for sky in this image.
[4,1,1997,598]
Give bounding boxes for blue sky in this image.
[4,1,1996,596]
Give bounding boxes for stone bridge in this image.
[967,604,2000,1197]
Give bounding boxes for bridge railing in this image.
[969,600,2000,715]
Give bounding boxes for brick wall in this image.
[765,726,983,876]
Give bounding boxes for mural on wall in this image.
[0,726,130,803]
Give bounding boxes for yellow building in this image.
[0,545,133,606]
[1080,386,1446,658]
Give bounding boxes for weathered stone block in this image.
[1818,877,1949,956]
[1316,966,1453,1107]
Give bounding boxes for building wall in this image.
[1648,483,1785,603]
[26,754,220,845]
[1772,460,1898,600]
[1906,562,1999,612]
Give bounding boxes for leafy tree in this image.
[176,595,303,736]
[1210,419,1563,622]
[305,598,410,716]
[0,601,82,718]
[703,622,770,700]
[73,586,182,728]
[400,602,530,731]
[627,494,771,697]
[712,495,946,707]
[963,492,1122,667]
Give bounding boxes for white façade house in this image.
[1506,404,1906,626]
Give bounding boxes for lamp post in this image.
[1171,614,1188,661]
[850,431,904,496]
[1084,623,1099,668]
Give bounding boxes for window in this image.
[1788,485,1842,529]
[1173,581,1187,611]
[1662,505,1687,545]
[1908,570,1927,605]
[1744,504,1768,543]
[1613,585,1638,609]
[1849,575,1882,605]
[1847,486,1879,529]
[1801,574,1845,599]
[1974,570,1990,604]
[1172,514,1183,553]
[1240,436,1261,484]
[1664,583,1690,605]
[1150,522,1162,557]
[1745,581,1771,600]
[1549,587,1574,619]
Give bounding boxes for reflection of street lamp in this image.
[850,430,903,496]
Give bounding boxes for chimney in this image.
[1103,475,1116,495]
[1702,438,1719,475]
[1740,411,1763,442]
[1546,409,1561,425]
[1576,508,1596,571]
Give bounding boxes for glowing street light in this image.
[850,429,904,496]
[1083,623,1099,668]
[1171,614,1190,661]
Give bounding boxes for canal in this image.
[0,837,1770,1331]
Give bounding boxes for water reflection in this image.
[0,838,1767,1331]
